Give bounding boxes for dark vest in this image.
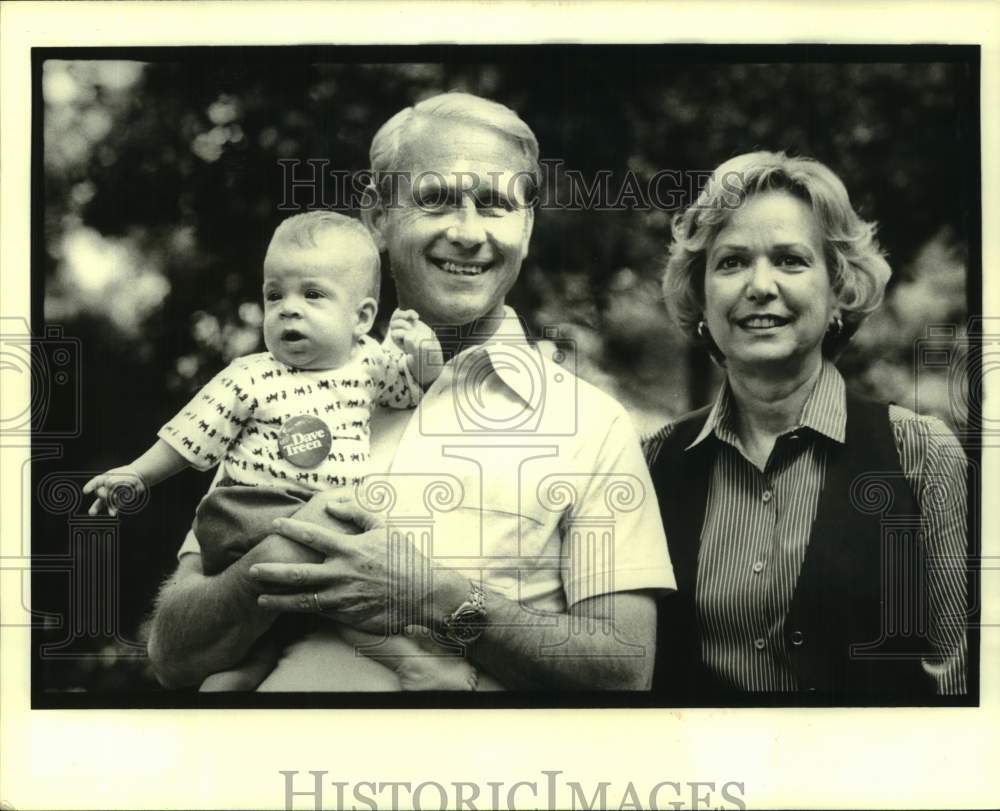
[649,394,937,703]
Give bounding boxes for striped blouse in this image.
[643,360,968,694]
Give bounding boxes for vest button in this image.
[791,630,805,646]
[753,637,766,650]
[761,489,773,503]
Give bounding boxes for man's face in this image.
[371,118,535,329]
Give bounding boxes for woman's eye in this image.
[717,256,745,270]
[778,254,807,268]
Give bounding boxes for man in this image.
[147,93,675,691]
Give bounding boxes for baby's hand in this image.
[389,308,443,386]
[82,466,147,516]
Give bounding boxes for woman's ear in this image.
[360,187,388,252]
[829,293,844,324]
[354,297,378,337]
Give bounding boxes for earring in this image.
[696,320,707,339]
[828,316,843,338]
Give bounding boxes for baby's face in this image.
[262,235,376,371]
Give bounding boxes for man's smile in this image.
[427,256,494,276]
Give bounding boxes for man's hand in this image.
[389,308,444,386]
[83,465,147,516]
[249,500,458,635]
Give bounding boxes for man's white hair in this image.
[369,92,540,185]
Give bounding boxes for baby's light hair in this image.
[266,211,381,300]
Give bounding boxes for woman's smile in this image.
[734,313,793,331]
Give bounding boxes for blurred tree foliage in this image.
[38,53,974,690]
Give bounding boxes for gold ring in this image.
[312,592,322,613]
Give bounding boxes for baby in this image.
[85,211,476,691]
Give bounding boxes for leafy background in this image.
[35,53,975,691]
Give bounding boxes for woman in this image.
[646,151,968,701]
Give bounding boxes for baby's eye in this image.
[264,290,282,302]
[304,289,325,300]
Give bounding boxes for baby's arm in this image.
[83,439,190,516]
[86,359,259,516]
[388,308,444,387]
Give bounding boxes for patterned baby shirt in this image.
[158,335,420,492]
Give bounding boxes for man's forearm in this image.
[146,551,279,689]
[428,575,656,690]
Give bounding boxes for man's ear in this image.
[354,297,378,337]
[360,187,388,252]
[519,205,535,259]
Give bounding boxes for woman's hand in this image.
[248,500,451,635]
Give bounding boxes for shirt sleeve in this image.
[561,409,677,608]
[158,360,259,471]
[365,335,422,410]
[891,407,969,695]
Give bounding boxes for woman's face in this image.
[703,190,840,376]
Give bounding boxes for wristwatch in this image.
[441,581,487,645]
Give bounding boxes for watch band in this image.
[465,581,486,612]
[442,580,488,644]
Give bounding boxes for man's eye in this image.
[476,193,513,213]
[414,187,457,210]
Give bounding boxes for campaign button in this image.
[277,415,332,468]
